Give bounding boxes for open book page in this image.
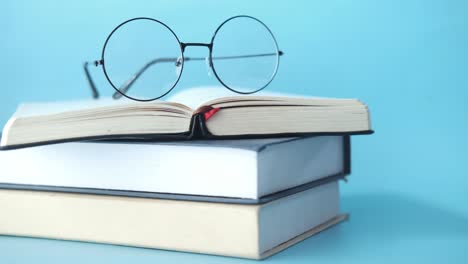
[166,86,293,110]
[166,86,239,109]
[1,96,193,147]
[11,96,195,120]
[167,86,361,110]
[11,98,137,118]
[1,99,134,146]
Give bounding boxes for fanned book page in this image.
[0,86,372,149]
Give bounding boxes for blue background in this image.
[1,0,467,262]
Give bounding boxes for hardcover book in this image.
[0,135,349,202]
[0,181,345,260]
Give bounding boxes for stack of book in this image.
[0,88,372,259]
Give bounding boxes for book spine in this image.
[343,135,351,175]
[189,107,217,139]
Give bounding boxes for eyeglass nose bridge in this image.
[180,42,214,68]
[180,42,213,52]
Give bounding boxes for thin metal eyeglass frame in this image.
[84,16,284,102]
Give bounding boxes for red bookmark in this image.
[203,107,221,121]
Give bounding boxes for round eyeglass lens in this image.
[103,18,183,101]
[211,16,279,94]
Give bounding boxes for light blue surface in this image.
[1,0,468,263]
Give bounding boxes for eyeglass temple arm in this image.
[112,51,284,100]
[112,58,179,99]
[84,61,101,99]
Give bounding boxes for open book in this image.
[0,87,372,149]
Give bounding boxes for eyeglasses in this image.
[84,15,283,102]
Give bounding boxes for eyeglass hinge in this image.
[93,60,104,66]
